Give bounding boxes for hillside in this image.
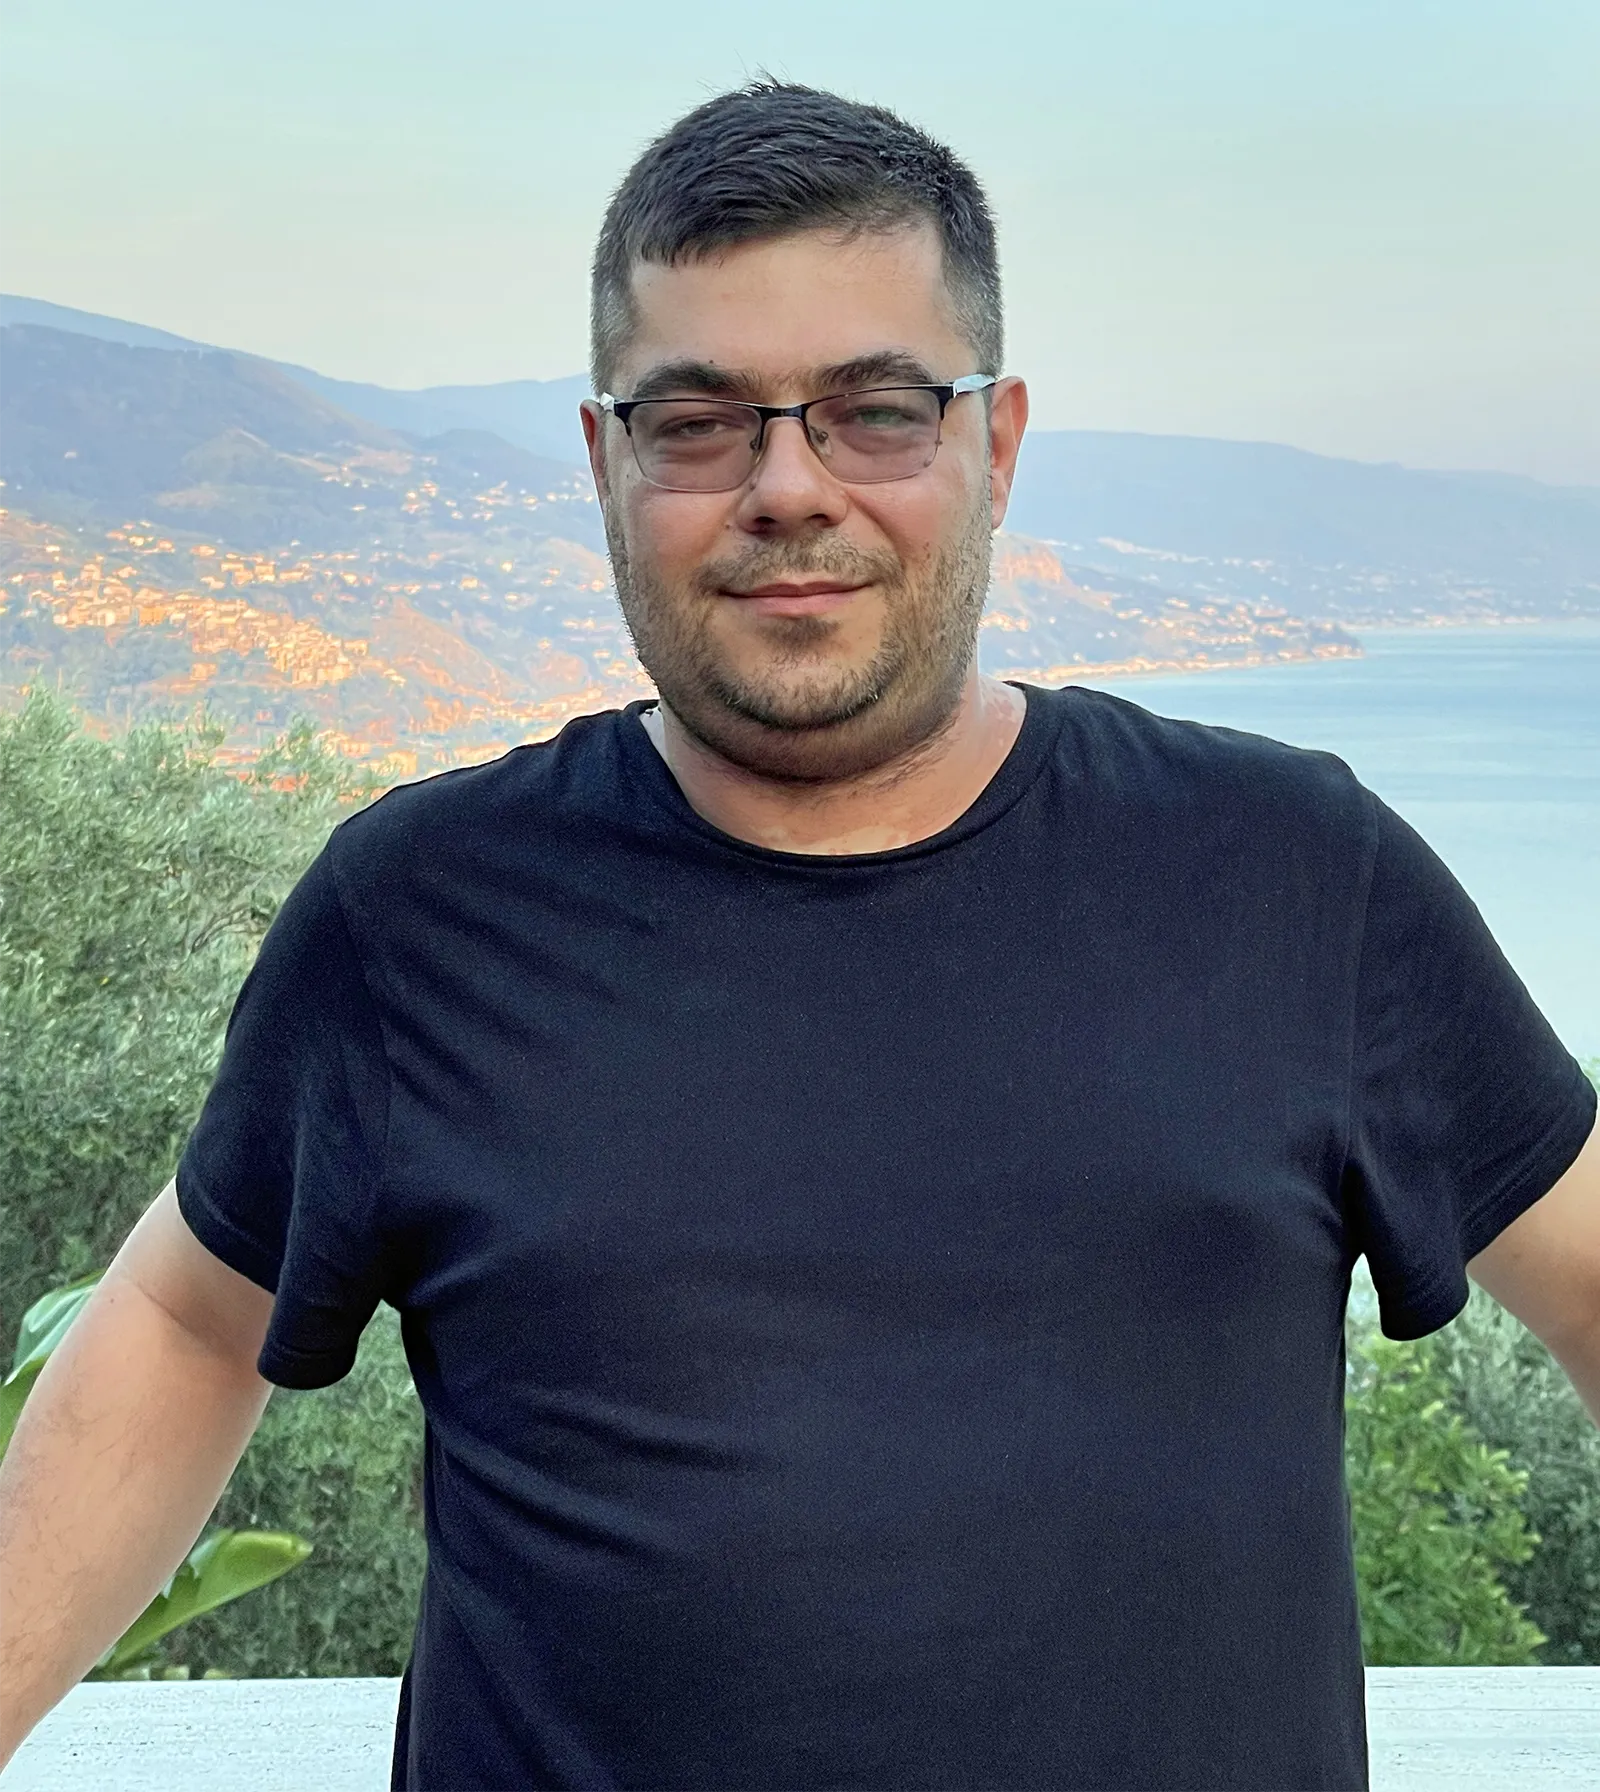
[8,293,1598,625]
[0,499,1352,773]
[1005,431,1600,624]
[0,309,1362,768]
[0,295,589,464]
[0,507,636,772]
[979,538,1352,681]
[0,325,596,553]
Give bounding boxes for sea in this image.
[1084,620,1600,1061]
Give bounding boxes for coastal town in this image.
[0,490,1361,772]
[0,490,654,772]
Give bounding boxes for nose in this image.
[733,416,850,533]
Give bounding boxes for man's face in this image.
[582,224,1028,782]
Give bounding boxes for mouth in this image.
[720,581,871,618]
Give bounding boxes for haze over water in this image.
[1088,622,1600,1060]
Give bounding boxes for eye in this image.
[837,401,923,430]
[634,401,756,450]
[656,412,744,441]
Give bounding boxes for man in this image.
[1,82,1596,1792]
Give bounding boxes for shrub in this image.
[0,688,373,1339]
[1344,1311,1545,1665]
[1434,1286,1600,1664]
[1431,1059,1600,1665]
[0,690,420,1678]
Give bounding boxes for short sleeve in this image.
[176,843,391,1387]
[1345,794,1597,1340]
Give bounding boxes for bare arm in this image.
[1469,1114,1600,1424]
[0,1181,274,1765]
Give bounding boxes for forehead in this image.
[616,223,970,396]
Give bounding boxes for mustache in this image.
[690,540,904,597]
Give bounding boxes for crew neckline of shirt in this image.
[615,681,1069,868]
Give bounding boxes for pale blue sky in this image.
[4,0,1597,482]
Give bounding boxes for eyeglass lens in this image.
[626,389,946,492]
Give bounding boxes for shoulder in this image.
[1038,682,1376,842]
[324,707,635,890]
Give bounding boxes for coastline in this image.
[1348,611,1600,633]
[1020,612,1600,686]
[1007,639,1362,686]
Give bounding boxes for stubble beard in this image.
[604,497,995,784]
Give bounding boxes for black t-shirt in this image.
[178,683,1595,1792]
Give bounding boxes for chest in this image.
[375,847,1356,1382]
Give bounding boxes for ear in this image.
[580,399,610,502]
[986,377,1029,531]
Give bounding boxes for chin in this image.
[664,658,969,785]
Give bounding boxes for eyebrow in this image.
[623,349,941,404]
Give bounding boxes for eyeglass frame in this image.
[595,374,999,491]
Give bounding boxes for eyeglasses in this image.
[598,376,998,493]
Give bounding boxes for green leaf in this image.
[1344,1311,1547,1665]
[1,689,367,1348]
[95,1528,312,1675]
[11,1271,104,1374]
[0,1272,103,1458]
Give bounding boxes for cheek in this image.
[856,478,971,574]
[625,485,734,574]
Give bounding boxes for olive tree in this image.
[0,688,370,1336]
[1,690,423,1677]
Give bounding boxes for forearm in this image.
[0,1271,271,1764]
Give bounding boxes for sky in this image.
[4,0,1597,484]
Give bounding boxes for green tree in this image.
[1426,1060,1600,1665]
[1344,1320,1546,1664]
[0,690,422,1678]
[1435,1288,1600,1664]
[0,687,373,1337]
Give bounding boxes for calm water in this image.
[1088,622,1600,1059]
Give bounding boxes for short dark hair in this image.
[590,82,1002,392]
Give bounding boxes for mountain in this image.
[0,324,621,769]
[8,293,1599,625]
[0,295,589,463]
[0,320,1356,767]
[52,290,1600,767]
[0,325,596,553]
[1006,432,1600,623]
[0,294,203,352]
[0,500,1352,775]
[977,539,1351,683]
[283,370,590,465]
[0,503,632,773]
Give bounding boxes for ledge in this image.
[8,1669,1600,1790]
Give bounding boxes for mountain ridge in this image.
[8,291,1598,485]
[8,294,1595,771]
[8,292,1597,626]
[0,295,590,463]
[0,323,1355,770]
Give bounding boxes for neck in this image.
[639,671,1027,855]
